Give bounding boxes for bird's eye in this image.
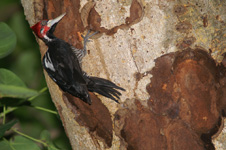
[41,20,48,26]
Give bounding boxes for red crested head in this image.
[31,20,49,39]
[30,13,66,40]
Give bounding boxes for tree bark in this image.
[21,0,226,149]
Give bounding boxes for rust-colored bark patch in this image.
[165,121,205,150]
[147,52,176,115]
[148,48,221,131]
[44,0,85,49]
[63,93,113,148]
[116,48,225,150]
[86,0,144,35]
[172,50,220,133]
[81,2,96,29]
[88,6,107,32]
[125,0,143,25]
[115,100,167,150]
[218,54,226,116]
[147,48,222,148]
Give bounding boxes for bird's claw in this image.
[79,30,99,59]
[82,30,99,44]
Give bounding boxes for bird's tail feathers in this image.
[87,77,125,103]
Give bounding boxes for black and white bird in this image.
[31,13,125,104]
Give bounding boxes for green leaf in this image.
[0,22,16,59]
[0,136,41,150]
[0,139,11,150]
[11,51,40,85]
[0,120,18,138]
[0,69,38,99]
[12,136,41,150]
[0,68,26,87]
[9,13,32,47]
[0,85,38,99]
[40,130,51,143]
[40,130,60,150]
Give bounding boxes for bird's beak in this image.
[47,13,66,28]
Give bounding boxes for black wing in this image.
[43,39,91,104]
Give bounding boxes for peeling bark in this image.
[21,0,226,149]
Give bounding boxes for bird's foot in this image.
[81,30,99,54]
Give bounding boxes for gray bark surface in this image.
[21,0,226,149]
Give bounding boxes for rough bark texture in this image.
[21,0,226,149]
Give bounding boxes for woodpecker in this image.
[31,13,125,104]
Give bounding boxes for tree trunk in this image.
[21,0,226,149]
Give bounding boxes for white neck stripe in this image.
[44,35,52,42]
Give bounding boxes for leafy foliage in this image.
[0,136,41,150]
[0,120,18,138]
[0,69,38,99]
[0,22,16,59]
[40,130,61,150]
